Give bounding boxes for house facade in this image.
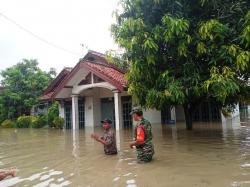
[41,51,224,130]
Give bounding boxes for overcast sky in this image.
[0,0,120,75]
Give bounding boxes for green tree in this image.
[0,59,55,121]
[112,0,250,129]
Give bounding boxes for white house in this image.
[41,50,224,130]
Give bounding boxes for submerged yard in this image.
[0,113,250,187]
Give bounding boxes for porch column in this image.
[170,106,176,122]
[58,100,65,128]
[72,94,79,130]
[58,100,65,119]
[114,91,122,131]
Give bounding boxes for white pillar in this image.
[170,106,176,122]
[72,95,79,130]
[72,130,79,157]
[114,91,122,131]
[58,100,65,128]
[59,101,65,119]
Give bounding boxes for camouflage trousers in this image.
[136,144,154,162]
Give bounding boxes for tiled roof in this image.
[41,68,72,101]
[85,62,127,87]
[40,50,128,101]
[40,91,54,100]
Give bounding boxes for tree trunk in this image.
[183,104,193,130]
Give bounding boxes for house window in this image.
[64,101,72,129]
[122,96,132,128]
[78,98,85,129]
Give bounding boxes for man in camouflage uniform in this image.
[129,107,154,163]
[91,118,117,155]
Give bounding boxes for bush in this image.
[31,115,47,128]
[1,119,16,128]
[48,102,59,127]
[52,116,64,129]
[16,115,34,128]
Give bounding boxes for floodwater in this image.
[0,112,250,187]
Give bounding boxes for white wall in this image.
[175,105,185,121]
[143,109,161,124]
[85,96,94,127]
[92,88,101,127]
[221,103,240,122]
[99,87,114,98]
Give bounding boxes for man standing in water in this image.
[129,106,154,163]
[91,118,117,155]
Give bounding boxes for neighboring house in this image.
[41,50,227,130]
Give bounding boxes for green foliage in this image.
[47,102,59,127]
[221,104,236,117]
[31,115,47,128]
[52,116,64,129]
[1,119,16,128]
[16,115,34,128]
[105,50,129,71]
[0,59,55,120]
[204,67,239,103]
[112,0,250,112]
[111,0,249,129]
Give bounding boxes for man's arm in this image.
[129,125,145,148]
[91,133,108,145]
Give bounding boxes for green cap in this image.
[101,118,112,124]
[130,106,142,115]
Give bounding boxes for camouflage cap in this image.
[101,118,112,124]
[130,106,143,115]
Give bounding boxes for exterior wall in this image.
[85,96,94,127]
[68,68,89,86]
[175,105,185,121]
[81,87,124,128]
[143,109,161,124]
[221,103,240,122]
[130,96,162,124]
[92,88,101,127]
[99,87,114,98]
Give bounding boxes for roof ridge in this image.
[88,50,105,57]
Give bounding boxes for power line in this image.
[0,12,81,56]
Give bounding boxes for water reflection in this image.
[0,111,249,186]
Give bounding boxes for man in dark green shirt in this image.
[129,107,154,163]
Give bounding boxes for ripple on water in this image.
[0,116,250,186]
[241,163,250,168]
[0,168,71,187]
[126,179,137,187]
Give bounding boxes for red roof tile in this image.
[85,62,127,87]
[40,50,128,101]
[40,91,54,100]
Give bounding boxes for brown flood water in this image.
[0,112,250,187]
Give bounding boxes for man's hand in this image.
[129,141,136,149]
[91,133,99,140]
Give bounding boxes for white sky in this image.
[0,0,120,75]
